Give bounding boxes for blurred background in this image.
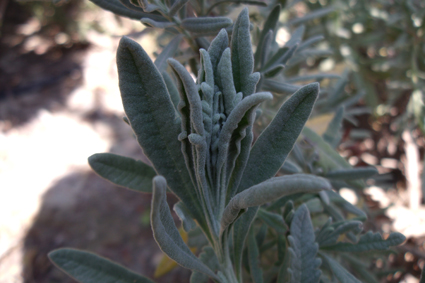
[0,0,424,282]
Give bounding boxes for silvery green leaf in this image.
[222,174,331,232]
[287,205,321,283]
[248,227,264,283]
[320,253,361,283]
[323,106,344,147]
[318,220,363,247]
[90,0,166,21]
[231,8,259,97]
[174,201,197,232]
[168,0,189,16]
[137,0,162,13]
[281,160,302,174]
[254,4,281,68]
[321,231,406,253]
[151,176,218,280]
[208,29,229,77]
[154,35,183,71]
[276,234,287,266]
[264,65,285,78]
[181,17,233,34]
[49,248,155,283]
[262,79,300,94]
[162,72,180,112]
[88,153,156,193]
[190,247,220,283]
[141,18,176,28]
[325,167,378,180]
[259,30,274,68]
[284,25,305,48]
[287,7,336,26]
[262,44,298,72]
[239,83,319,192]
[117,37,205,229]
[257,209,288,234]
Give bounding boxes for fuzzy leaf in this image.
[141,18,176,28]
[222,174,331,232]
[318,220,363,247]
[323,106,344,147]
[49,248,155,283]
[154,35,183,71]
[321,231,406,252]
[257,209,287,234]
[287,7,336,26]
[231,8,259,97]
[162,72,180,112]
[248,227,264,283]
[262,79,300,94]
[117,37,205,227]
[174,202,197,232]
[88,153,156,193]
[168,0,189,16]
[288,204,321,283]
[182,17,233,34]
[151,176,218,280]
[320,253,361,283]
[91,0,166,21]
[239,83,319,192]
[190,247,220,283]
[254,5,281,68]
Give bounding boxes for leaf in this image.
[320,253,361,283]
[239,83,319,192]
[231,8,259,97]
[285,73,340,83]
[257,209,288,234]
[150,176,218,280]
[254,5,281,68]
[305,113,335,136]
[141,18,176,28]
[323,106,344,147]
[174,201,197,232]
[248,226,264,283]
[90,0,166,21]
[318,220,363,247]
[287,205,321,283]
[88,153,156,193]
[305,198,324,213]
[168,0,189,16]
[154,227,196,278]
[261,79,300,94]
[206,0,267,14]
[181,17,233,34]
[325,167,378,180]
[154,35,183,72]
[221,174,331,232]
[190,247,220,283]
[321,231,406,253]
[117,37,205,228]
[48,248,155,283]
[287,6,336,26]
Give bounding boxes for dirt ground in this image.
[0,1,424,282]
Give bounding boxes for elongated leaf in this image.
[262,79,300,94]
[320,253,361,283]
[326,190,366,219]
[285,73,340,83]
[174,202,197,232]
[190,247,220,283]
[222,174,331,232]
[154,35,183,71]
[323,106,344,147]
[49,248,155,283]
[117,37,205,228]
[181,17,233,34]
[88,153,156,193]
[207,0,267,14]
[248,226,264,283]
[231,8,259,97]
[162,72,180,112]
[287,6,335,26]
[254,5,281,68]
[288,205,321,283]
[141,18,176,28]
[321,231,406,252]
[168,0,189,16]
[319,220,363,247]
[257,209,287,234]
[239,83,319,192]
[151,176,218,280]
[90,0,166,21]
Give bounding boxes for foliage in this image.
[45,1,408,282]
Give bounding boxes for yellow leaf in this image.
[154,227,197,278]
[305,113,335,136]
